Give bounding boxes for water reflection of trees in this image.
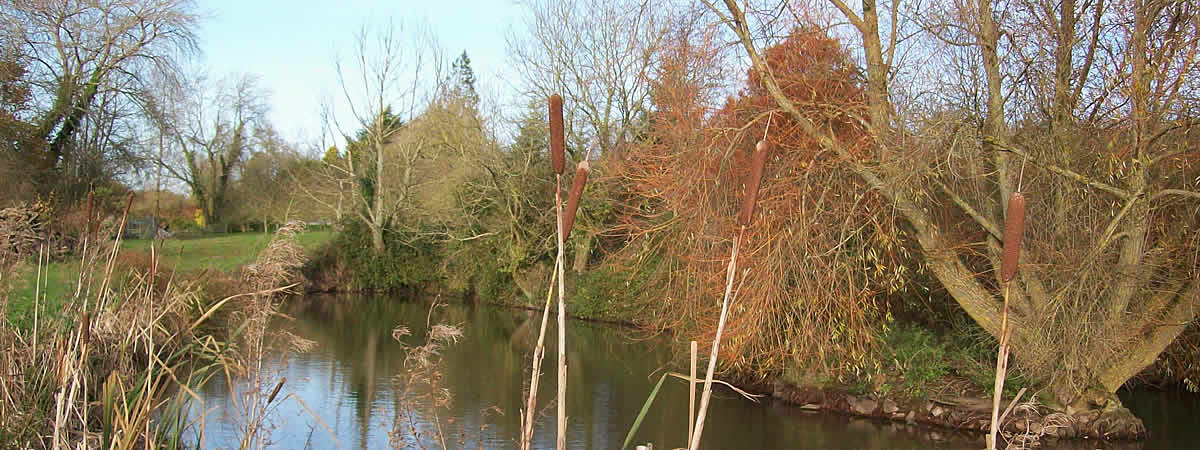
[283,295,683,447]
[197,294,1155,449]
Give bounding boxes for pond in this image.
[187,294,1192,449]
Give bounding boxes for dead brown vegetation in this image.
[613,26,894,381]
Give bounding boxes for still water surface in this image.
[189,294,1193,449]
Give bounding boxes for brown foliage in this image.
[614,28,896,379]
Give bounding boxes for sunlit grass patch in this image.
[4,231,334,331]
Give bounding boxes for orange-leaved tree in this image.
[614,26,906,380]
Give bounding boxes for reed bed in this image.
[0,200,310,449]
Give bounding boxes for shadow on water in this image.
[187,293,1190,449]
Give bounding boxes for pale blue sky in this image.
[196,0,523,148]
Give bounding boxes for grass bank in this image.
[4,230,332,331]
[122,230,334,272]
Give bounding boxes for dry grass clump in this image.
[0,202,232,449]
[0,204,312,449]
[388,301,465,449]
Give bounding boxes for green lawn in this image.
[3,230,334,330]
[4,260,81,331]
[122,230,334,272]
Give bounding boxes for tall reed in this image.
[989,191,1026,450]
[688,139,770,450]
[520,93,588,450]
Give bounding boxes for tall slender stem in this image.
[989,282,1013,450]
[520,252,559,450]
[689,340,697,443]
[555,175,569,450]
[688,227,744,450]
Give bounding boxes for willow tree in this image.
[712,0,1200,413]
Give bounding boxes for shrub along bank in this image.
[303,25,1195,442]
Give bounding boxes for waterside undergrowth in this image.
[0,201,312,449]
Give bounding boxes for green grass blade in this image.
[621,372,671,450]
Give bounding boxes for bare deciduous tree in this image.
[152,73,268,227]
[1,0,197,189]
[507,0,670,159]
[508,0,674,272]
[324,20,445,253]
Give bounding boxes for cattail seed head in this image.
[738,140,771,227]
[562,160,590,240]
[549,94,565,175]
[1000,192,1027,283]
[267,377,287,404]
[122,192,134,218]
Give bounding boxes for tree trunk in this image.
[371,224,384,254]
[572,232,593,273]
[1100,280,1199,392]
[1050,0,1078,235]
[1109,0,1152,322]
[979,0,1012,212]
[860,0,891,139]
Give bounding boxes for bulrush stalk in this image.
[555,199,568,450]
[689,139,770,450]
[553,160,592,449]
[550,94,565,175]
[562,160,590,240]
[521,93,575,450]
[519,269,557,450]
[989,191,1027,450]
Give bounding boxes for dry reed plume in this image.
[388,301,465,449]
